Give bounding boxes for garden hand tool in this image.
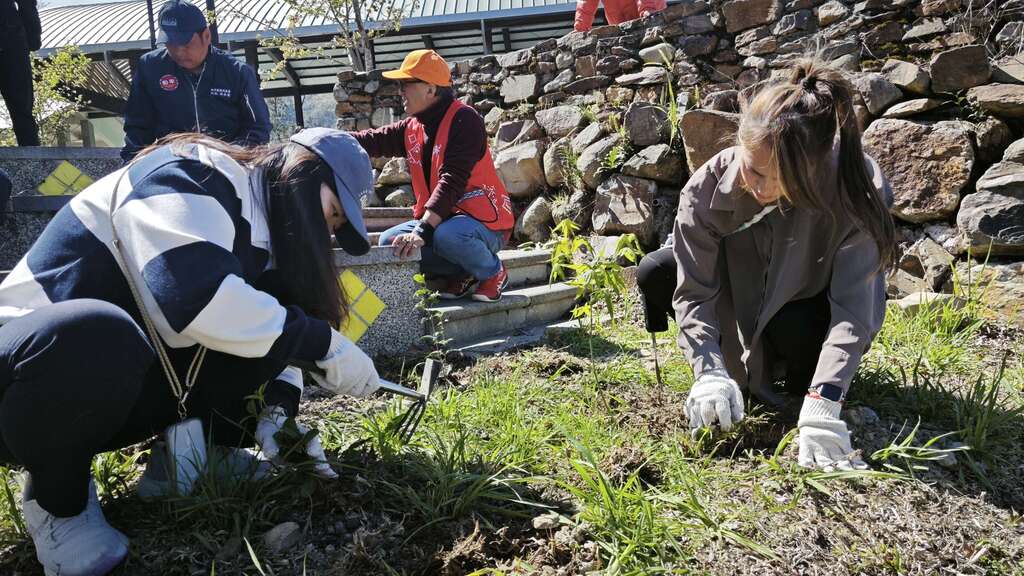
[296,357,440,443]
[650,332,663,386]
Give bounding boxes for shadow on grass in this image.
[544,326,642,358]
[0,408,560,576]
[845,353,1024,510]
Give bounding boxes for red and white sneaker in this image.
[439,275,476,300]
[472,264,509,303]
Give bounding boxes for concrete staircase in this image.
[363,207,414,247]
[426,249,578,346]
[365,208,578,346]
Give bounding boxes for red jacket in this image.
[574,0,666,31]
[405,101,514,232]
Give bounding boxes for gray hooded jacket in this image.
[672,146,892,403]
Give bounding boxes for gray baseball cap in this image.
[289,128,373,256]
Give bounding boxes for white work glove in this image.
[312,329,380,397]
[685,369,745,439]
[797,395,868,471]
[255,406,338,479]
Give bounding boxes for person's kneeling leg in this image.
[0,299,153,575]
[763,290,830,396]
[636,247,676,334]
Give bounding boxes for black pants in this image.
[0,299,286,517]
[636,247,676,333]
[636,246,830,393]
[0,32,40,146]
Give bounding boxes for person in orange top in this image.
[574,0,666,31]
[351,50,515,303]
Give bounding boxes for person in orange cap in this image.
[573,0,666,31]
[351,49,516,303]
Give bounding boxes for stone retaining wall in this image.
[334,0,1024,325]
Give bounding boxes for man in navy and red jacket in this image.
[121,0,270,162]
[351,50,515,303]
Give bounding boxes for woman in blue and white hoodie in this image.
[0,128,379,576]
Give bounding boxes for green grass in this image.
[0,296,1022,574]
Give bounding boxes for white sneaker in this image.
[23,477,129,576]
[137,443,271,500]
[136,419,208,500]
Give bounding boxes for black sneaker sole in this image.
[436,278,475,297]
[438,284,476,300]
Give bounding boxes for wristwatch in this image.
[411,221,435,244]
[809,383,845,403]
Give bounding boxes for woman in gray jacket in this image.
[666,58,894,471]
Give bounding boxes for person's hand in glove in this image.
[685,369,745,439]
[255,406,338,479]
[312,330,380,397]
[797,393,868,471]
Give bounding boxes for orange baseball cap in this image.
[382,49,452,87]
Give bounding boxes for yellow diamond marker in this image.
[338,269,386,342]
[37,161,94,196]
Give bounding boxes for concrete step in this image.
[427,281,578,346]
[453,314,612,358]
[363,207,413,232]
[499,248,553,288]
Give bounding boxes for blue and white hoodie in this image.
[0,143,331,410]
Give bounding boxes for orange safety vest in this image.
[404,100,515,232]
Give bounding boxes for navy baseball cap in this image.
[157,0,208,45]
[290,128,373,256]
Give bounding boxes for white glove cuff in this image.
[322,329,350,361]
[798,395,842,425]
[695,368,732,386]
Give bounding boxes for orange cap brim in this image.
[382,69,416,80]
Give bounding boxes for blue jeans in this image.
[379,216,505,280]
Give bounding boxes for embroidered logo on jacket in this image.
[210,87,232,98]
[159,74,179,91]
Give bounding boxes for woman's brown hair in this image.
[137,134,348,329]
[737,58,895,269]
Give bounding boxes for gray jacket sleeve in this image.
[812,158,892,393]
[671,162,728,379]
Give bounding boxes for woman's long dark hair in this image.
[737,58,895,269]
[138,134,347,329]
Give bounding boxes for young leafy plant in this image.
[413,273,452,361]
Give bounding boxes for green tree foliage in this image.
[0,47,91,146]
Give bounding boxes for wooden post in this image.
[80,119,96,148]
[245,44,259,74]
[293,90,304,128]
[480,20,492,54]
[145,0,157,49]
[205,0,220,45]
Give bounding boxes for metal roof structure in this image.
[38,0,592,123]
